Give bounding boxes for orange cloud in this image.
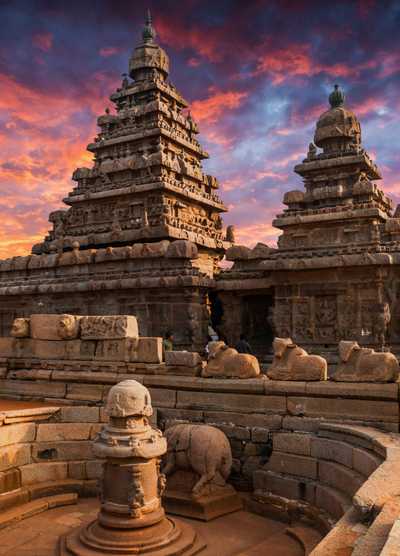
[191,87,248,124]
[255,42,377,84]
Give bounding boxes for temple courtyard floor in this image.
[0,497,320,555]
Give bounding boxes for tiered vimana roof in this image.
[273,84,395,256]
[33,12,227,260]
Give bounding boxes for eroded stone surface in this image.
[267,338,327,381]
[332,341,399,382]
[203,342,260,379]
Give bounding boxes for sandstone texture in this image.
[203,342,260,379]
[267,337,327,381]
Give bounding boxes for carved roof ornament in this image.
[142,9,156,44]
[328,84,345,108]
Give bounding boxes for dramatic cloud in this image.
[0,0,399,256]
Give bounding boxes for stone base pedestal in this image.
[163,471,243,521]
[164,487,243,521]
[59,516,205,555]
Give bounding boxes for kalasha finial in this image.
[329,84,345,108]
[142,9,156,43]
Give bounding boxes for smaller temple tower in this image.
[218,86,400,353]
[274,84,392,254]
[33,12,228,273]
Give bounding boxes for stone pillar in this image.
[60,379,205,555]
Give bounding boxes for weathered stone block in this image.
[0,468,21,493]
[30,314,80,340]
[33,339,83,360]
[315,483,350,520]
[80,315,138,340]
[132,337,163,363]
[165,351,202,367]
[264,451,317,479]
[287,396,399,423]
[0,379,66,398]
[177,391,286,414]
[60,406,100,423]
[0,337,34,358]
[86,460,103,479]
[273,432,311,456]
[36,423,92,442]
[66,383,104,401]
[0,444,31,471]
[352,447,382,477]
[319,460,364,496]
[311,437,353,467]
[282,416,321,433]
[20,462,68,485]
[32,441,93,462]
[148,388,176,408]
[254,469,307,500]
[251,427,270,443]
[68,461,87,480]
[0,423,36,447]
[95,338,137,361]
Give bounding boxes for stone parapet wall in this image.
[0,372,398,491]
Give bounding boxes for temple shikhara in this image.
[0,13,400,556]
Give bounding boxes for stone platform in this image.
[0,498,313,556]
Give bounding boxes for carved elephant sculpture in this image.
[162,424,232,496]
[332,340,399,382]
[267,337,327,381]
[202,341,260,379]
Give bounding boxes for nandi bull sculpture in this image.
[162,423,242,520]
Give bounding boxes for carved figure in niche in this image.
[372,302,391,347]
[202,341,260,379]
[128,475,146,518]
[267,337,327,381]
[332,340,399,382]
[11,318,30,338]
[162,424,232,497]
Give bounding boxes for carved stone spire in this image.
[142,9,156,44]
[328,84,345,108]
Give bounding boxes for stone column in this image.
[60,379,205,555]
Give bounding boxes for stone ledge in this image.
[0,492,77,530]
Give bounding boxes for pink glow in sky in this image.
[0,0,399,258]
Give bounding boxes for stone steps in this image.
[236,529,304,556]
[0,492,77,530]
[286,524,323,555]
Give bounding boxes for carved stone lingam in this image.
[59,379,205,555]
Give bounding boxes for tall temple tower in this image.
[0,14,230,349]
[33,12,228,272]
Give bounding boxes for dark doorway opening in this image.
[241,294,274,357]
[208,291,223,332]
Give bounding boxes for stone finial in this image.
[142,9,156,43]
[329,84,345,108]
[106,380,153,418]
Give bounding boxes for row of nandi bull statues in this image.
[203,337,400,382]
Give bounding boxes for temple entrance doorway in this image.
[241,293,274,358]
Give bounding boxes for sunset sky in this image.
[1,0,400,258]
